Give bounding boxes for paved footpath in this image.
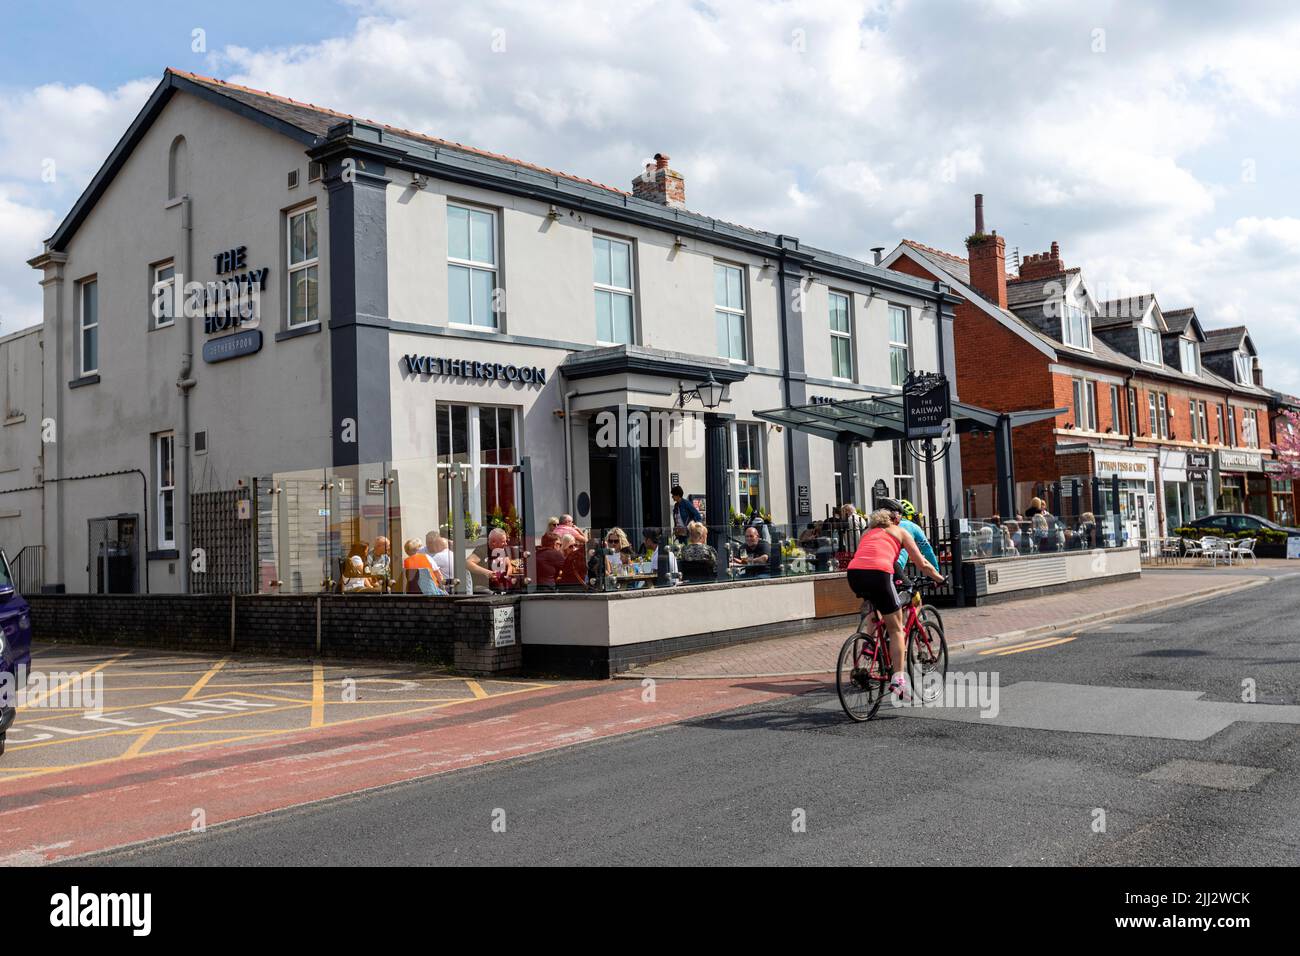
[625,567,1275,679]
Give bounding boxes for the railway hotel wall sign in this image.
[205,245,270,335]
[402,354,548,386]
[903,370,951,439]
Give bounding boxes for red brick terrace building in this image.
[883,196,1276,545]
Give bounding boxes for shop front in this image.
[1216,449,1264,515]
[1264,460,1296,527]
[1160,449,1213,533]
[1093,450,1158,552]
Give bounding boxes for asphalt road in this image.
[79,569,1300,866]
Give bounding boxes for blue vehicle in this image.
[0,550,32,756]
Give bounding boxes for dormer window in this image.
[1234,351,1252,384]
[1180,338,1198,374]
[1139,326,1163,365]
[1062,302,1091,349]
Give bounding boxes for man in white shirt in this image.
[421,531,456,588]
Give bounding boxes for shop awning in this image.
[753,391,1064,444]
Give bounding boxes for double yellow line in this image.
[979,635,1077,657]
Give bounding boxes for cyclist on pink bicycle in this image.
[846,502,944,701]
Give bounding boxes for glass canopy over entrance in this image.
[753,390,1064,445]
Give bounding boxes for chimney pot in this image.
[632,152,686,208]
[871,246,885,265]
[965,195,1007,309]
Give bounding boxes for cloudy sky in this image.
[2,0,1299,389]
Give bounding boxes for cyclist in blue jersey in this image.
[878,498,937,574]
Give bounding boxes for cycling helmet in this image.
[875,497,905,515]
[898,499,920,522]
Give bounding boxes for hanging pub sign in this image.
[903,370,950,440]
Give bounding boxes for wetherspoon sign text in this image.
[402,354,547,386]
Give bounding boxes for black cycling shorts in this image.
[847,569,900,615]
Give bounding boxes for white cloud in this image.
[0,77,154,336]
[3,0,1300,390]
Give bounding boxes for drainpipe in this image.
[176,196,196,591]
[563,388,577,516]
[1124,372,1136,448]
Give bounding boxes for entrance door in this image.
[640,445,663,532]
[89,515,140,593]
[1120,490,1143,551]
[587,424,618,533]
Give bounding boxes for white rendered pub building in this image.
[5,69,961,594]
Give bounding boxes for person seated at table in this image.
[841,504,866,535]
[798,521,822,547]
[422,533,456,589]
[680,521,717,564]
[603,527,636,575]
[1002,520,1021,552]
[366,536,392,587]
[731,526,771,576]
[467,528,514,592]
[342,549,381,592]
[1075,512,1098,550]
[402,538,446,594]
[556,533,589,588]
[535,532,565,590]
[554,514,588,546]
[642,529,679,579]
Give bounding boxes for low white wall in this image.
[521,576,819,648]
[975,547,1140,597]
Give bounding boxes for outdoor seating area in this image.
[1151,535,1259,567]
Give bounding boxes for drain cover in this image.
[1141,759,1274,791]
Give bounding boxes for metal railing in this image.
[10,544,44,595]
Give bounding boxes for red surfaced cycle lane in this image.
[0,675,824,864]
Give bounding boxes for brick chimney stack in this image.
[632,152,686,208]
[965,193,1007,309]
[1019,241,1064,281]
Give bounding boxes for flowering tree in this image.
[1271,409,1300,479]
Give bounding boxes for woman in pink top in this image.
[847,505,944,701]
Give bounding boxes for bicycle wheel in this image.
[907,620,948,704]
[919,604,945,638]
[836,631,888,722]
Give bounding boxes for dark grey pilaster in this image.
[834,439,857,506]
[614,405,644,543]
[327,159,392,467]
[704,412,733,574]
[776,237,813,525]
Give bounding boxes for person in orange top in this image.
[847,503,944,702]
[402,538,444,593]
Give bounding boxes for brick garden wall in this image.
[23,594,523,675]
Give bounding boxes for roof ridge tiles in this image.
[165,67,630,196]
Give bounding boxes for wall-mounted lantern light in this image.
[676,371,725,410]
